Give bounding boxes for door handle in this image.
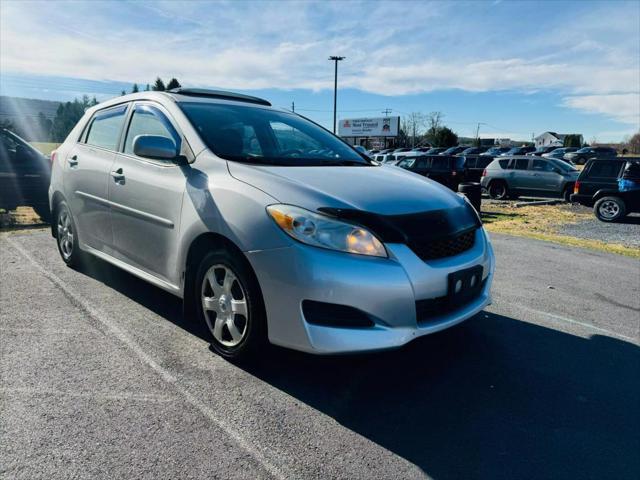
[110,168,125,182]
[68,155,78,166]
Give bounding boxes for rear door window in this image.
[586,161,623,179]
[85,105,128,151]
[514,158,529,170]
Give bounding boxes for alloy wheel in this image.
[201,264,249,347]
[598,200,619,219]
[57,209,74,260]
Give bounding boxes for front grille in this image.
[416,279,486,324]
[409,229,476,261]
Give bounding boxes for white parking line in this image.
[6,236,287,480]
[509,303,639,343]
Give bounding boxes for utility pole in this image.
[329,56,345,134]
[382,108,392,116]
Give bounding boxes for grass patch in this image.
[482,203,640,258]
[30,142,60,155]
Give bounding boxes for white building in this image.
[534,132,583,148]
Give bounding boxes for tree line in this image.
[8,77,183,142]
[397,111,459,148]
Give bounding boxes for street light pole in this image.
[329,56,345,134]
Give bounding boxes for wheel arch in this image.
[182,231,265,323]
[49,191,67,238]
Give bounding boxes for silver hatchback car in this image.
[49,88,495,359]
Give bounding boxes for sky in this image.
[1,0,639,142]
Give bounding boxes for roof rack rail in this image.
[166,88,271,106]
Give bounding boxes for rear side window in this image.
[85,106,128,150]
[124,105,180,155]
[498,159,510,169]
[586,162,623,179]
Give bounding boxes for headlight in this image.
[266,204,387,257]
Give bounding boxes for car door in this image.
[0,130,50,210]
[64,104,128,251]
[530,159,562,194]
[508,157,531,191]
[108,102,186,285]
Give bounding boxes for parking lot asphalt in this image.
[1,229,639,480]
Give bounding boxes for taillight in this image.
[451,171,457,176]
[573,181,580,194]
[49,150,57,166]
[482,169,487,177]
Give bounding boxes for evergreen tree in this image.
[152,77,166,91]
[132,83,139,93]
[145,84,150,91]
[121,90,127,96]
[166,78,181,90]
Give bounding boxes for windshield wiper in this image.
[320,159,371,166]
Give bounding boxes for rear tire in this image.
[488,181,509,200]
[594,196,626,222]
[54,201,83,267]
[194,249,267,361]
[563,185,573,202]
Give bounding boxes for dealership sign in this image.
[338,117,400,137]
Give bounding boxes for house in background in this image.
[534,131,584,148]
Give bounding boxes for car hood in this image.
[227,162,466,215]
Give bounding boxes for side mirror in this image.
[133,135,177,160]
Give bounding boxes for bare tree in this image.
[404,112,426,147]
[629,132,640,154]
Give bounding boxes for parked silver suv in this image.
[480,155,579,201]
[49,89,494,359]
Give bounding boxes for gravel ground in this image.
[482,197,640,249]
[559,210,640,248]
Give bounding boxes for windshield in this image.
[179,102,372,166]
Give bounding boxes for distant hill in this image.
[0,96,61,141]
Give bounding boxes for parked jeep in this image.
[571,158,640,222]
[480,156,578,201]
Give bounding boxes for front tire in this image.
[194,249,267,361]
[594,196,626,222]
[54,201,82,267]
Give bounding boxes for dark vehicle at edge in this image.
[0,128,51,222]
[571,158,640,222]
[564,146,617,165]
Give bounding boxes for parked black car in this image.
[564,147,617,165]
[459,155,495,182]
[440,146,466,156]
[0,129,51,222]
[480,146,511,156]
[424,147,447,155]
[502,146,536,156]
[571,158,640,222]
[396,155,466,190]
[460,146,488,155]
[527,146,559,156]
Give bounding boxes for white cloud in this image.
[1,0,638,132]
[562,94,640,127]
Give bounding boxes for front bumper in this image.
[246,228,495,354]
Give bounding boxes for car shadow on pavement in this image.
[242,313,640,480]
[73,258,639,479]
